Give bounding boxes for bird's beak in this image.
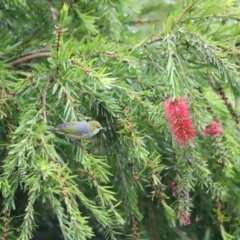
[102,127,107,131]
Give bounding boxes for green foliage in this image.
[1,0,240,239]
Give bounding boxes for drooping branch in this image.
[9,52,51,66]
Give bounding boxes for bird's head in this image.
[88,121,104,135]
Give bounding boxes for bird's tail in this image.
[46,127,56,132]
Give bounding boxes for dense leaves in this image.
[1,0,240,239]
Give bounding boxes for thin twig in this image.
[131,214,139,240]
[130,19,161,24]
[47,0,59,20]
[2,211,9,240]
[42,81,50,124]
[171,0,197,29]
[147,1,197,45]
[147,36,163,45]
[9,52,51,66]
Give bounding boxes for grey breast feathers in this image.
[55,121,91,140]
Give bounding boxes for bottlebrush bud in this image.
[180,212,191,226]
[202,119,222,136]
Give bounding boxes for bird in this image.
[49,120,104,140]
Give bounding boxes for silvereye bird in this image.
[49,121,104,140]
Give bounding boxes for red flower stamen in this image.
[164,97,196,146]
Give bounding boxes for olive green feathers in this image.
[49,121,104,140]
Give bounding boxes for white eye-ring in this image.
[94,125,100,129]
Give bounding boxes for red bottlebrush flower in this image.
[202,119,222,136]
[164,97,196,146]
[180,212,191,226]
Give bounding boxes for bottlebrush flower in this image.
[202,119,222,136]
[180,212,191,226]
[163,97,196,146]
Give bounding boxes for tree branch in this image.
[9,52,51,66]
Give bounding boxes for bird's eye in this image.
[94,125,99,129]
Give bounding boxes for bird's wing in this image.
[55,122,80,135]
